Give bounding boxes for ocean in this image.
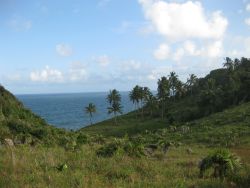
[16,92,134,130]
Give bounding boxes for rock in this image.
[4,138,14,147]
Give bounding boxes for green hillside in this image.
[82,101,250,146]
[0,85,69,146]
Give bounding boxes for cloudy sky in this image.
[1,0,250,94]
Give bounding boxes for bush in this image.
[199,149,242,179]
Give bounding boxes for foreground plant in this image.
[199,149,241,180]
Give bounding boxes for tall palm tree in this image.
[129,85,141,116]
[145,93,158,117]
[107,89,121,105]
[85,103,96,125]
[186,74,197,96]
[140,87,151,118]
[107,102,123,125]
[176,80,185,99]
[223,57,234,71]
[157,76,170,119]
[107,89,122,125]
[169,72,178,100]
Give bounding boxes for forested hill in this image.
[82,57,250,136]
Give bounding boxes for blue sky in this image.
[1,0,250,94]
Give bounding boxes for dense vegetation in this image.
[1,57,250,187]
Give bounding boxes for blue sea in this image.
[16,92,134,130]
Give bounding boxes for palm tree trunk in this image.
[161,102,164,120]
[141,100,144,119]
[114,112,117,125]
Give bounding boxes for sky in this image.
[1,0,250,94]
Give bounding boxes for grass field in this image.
[1,144,249,188]
[1,102,250,187]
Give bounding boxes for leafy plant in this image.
[199,149,241,179]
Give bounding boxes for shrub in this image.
[96,142,121,157]
[199,149,241,180]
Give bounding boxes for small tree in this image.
[85,103,96,125]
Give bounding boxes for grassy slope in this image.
[81,102,250,144]
[0,86,250,187]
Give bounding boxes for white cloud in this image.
[157,40,223,61]
[30,66,64,83]
[138,0,228,62]
[147,66,173,80]
[173,48,185,61]
[121,60,142,71]
[154,43,170,60]
[93,55,110,66]
[56,43,73,57]
[7,17,32,32]
[226,36,250,57]
[139,0,228,41]
[69,61,88,81]
[246,3,250,11]
[205,40,223,58]
[245,18,250,26]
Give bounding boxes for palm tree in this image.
[107,89,123,125]
[157,76,170,119]
[223,57,234,71]
[107,101,123,125]
[175,80,185,99]
[141,87,151,118]
[169,72,178,100]
[107,89,121,105]
[186,74,197,96]
[85,103,96,125]
[129,85,141,118]
[199,149,241,180]
[145,93,158,117]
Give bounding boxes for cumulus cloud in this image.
[30,66,64,83]
[93,55,110,66]
[138,0,228,61]
[56,43,73,57]
[154,44,170,60]
[139,0,228,41]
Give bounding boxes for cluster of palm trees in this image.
[129,72,198,119]
[85,89,123,125]
[84,72,199,126]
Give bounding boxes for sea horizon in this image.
[16,92,134,130]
